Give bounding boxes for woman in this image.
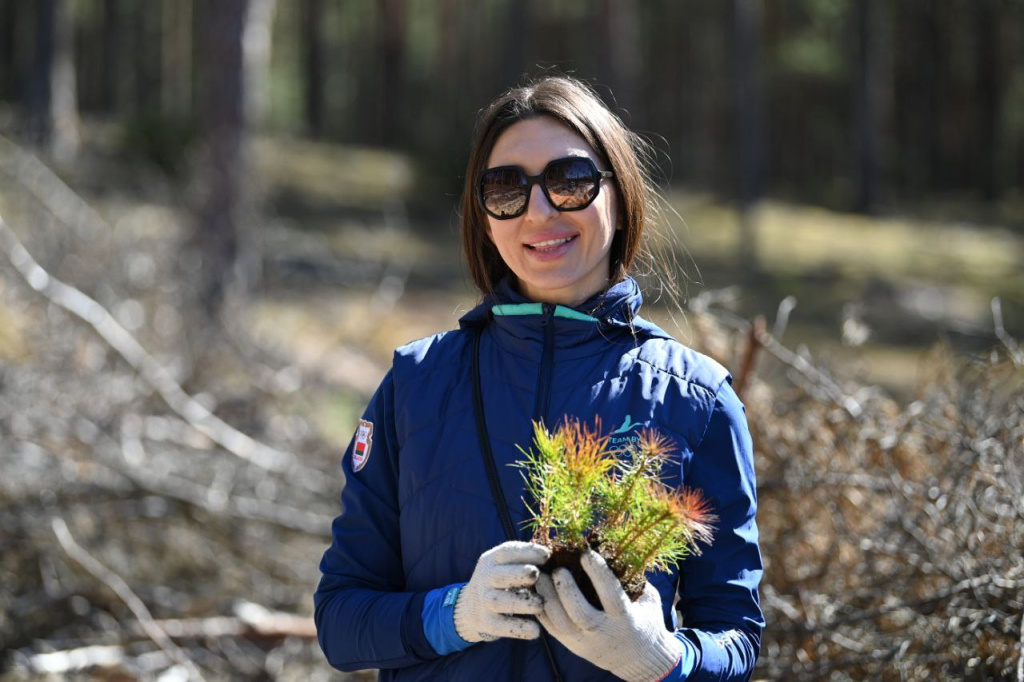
[315,75,763,681]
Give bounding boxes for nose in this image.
[523,182,557,222]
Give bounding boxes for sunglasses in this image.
[477,156,615,220]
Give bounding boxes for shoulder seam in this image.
[693,376,733,453]
[632,354,721,398]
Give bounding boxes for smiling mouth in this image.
[526,235,577,251]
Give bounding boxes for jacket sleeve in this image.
[671,378,764,681]
[314,369,442,672]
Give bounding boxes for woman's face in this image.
[484,116,618,307]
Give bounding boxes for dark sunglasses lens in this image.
[545,159,598,209]
[480,168,528,218]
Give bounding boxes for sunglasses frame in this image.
[476,156,614,220]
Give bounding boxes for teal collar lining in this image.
[491,303,599,323]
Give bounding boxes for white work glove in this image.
[535,549,683,681]
[453,540,550,643]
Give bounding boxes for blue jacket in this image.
[315,278,763,681]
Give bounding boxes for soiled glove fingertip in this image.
[516,589,545,612]
[581,549,609,571]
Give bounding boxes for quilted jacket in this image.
[315,277,764,681]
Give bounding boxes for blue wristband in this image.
[421,583,475,655]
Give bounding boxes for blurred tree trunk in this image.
[378,0,406,148]
[502,0,527,89]
[0,0,16,101]
[854,0,884,213]
[597,0,640,113]
[161,0,192,120]
[924,3,945,191]
[974,0,1001,202]
[131,1,161,114]
[245,0,276,126]
[732,0,762,271]
[302,0,325,137]
[27,0,78,164]
[439,0,462,147]
[193,0,275,316]
[99,0,119,113]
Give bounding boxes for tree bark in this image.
[854,0,885,213]
[0,0,17,101]
[194,0,249,315]
[27,0,78,163]
[302,0,326,137]
[99,0,119,113]
[974,0,1001,202]
[598,0,641,114]
[732,0,763,271]
[192,0,276,316]
[378,0,406,148]
[131,0,161,114]
[502,0,528,90]
[161,0,193,120]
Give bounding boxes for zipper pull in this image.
[540,303,554,325]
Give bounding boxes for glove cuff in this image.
[613,632,684,682]
[453,583,488,643]
[422,583,475,655]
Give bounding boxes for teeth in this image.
[531,237,573,249]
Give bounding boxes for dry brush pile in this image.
[704,318,1023,680]
[1,141,1022,680]
[0,144,370,681]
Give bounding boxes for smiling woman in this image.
[481,118,619,306]
[314,75,764,682]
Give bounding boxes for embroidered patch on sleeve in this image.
[352,419,374,472]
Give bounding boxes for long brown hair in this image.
[460,75,658,300]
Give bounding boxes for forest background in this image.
[0,1,1022,680]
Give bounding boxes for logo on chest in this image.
[353,419,374,472]
[609,414,650,446]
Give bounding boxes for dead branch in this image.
[122,601,316,642]
[0,133,113,240]
[22,644,153,676]
[67,411,336,536]
[690,289,863,416]
[51,517,206,681]
[992,297,1023,367]
[733,314,765,399]
[0,209,316,480]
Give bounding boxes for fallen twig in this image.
[51,517,206,681]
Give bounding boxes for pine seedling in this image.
[516,418,616,551]
[517,419,716,605]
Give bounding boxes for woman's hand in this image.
[454,541,550,643]
[535,549,683,681]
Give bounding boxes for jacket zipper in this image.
[533,303,556,424]
[517,303,556,682]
